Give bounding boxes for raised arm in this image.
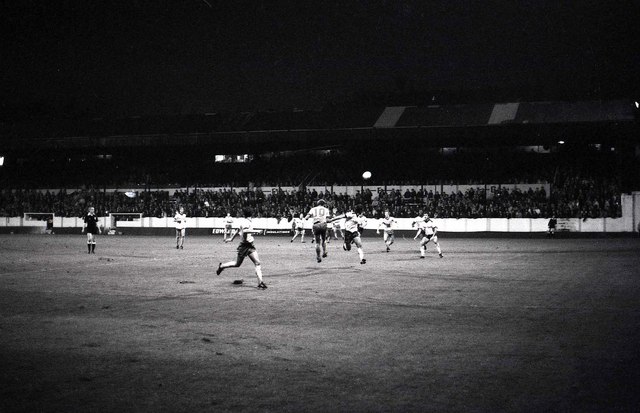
[226,228,240,243]
[328,214,345,223]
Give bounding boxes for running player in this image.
[414,213,443,258]
[216,207,267,289]
[330,208,344,240]
[290,213,306,243]
[81,206,101,254]
[357,210,368,236]
[220,212,234,241]
[376,210,397,252]
[332,205,366,264]
[305,199,330,262]
[174,206,187,249]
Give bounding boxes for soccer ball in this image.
[362,171,372,180]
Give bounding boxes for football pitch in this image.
[1,234,639,412]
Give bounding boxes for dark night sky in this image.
[1,0,639,117]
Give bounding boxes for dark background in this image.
[2,0,639,118]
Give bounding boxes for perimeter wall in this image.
[2,190,639,235]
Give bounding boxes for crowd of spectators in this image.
[0,176,622,220]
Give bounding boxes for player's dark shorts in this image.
[312,222,327,239]
[225,224,233,230]
[344,230,360,246]
[422,234,434,242]
[237,241,256,258]
[86,227,98,235]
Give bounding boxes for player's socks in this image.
[87,244,91,253]
[91,243,95,253]
[357,248,364,261]
[216,263,223,275]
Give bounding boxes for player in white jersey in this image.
[219,212,234,241]
[290,213,306,243]
[356,212,368,236]
[216,207,267,289]
[411,210,424,229]
[413,213,443,258]
[330,208,344,240]
[376,210,397,252]
[305,199,330,262]
[174,206,187,249]
[331,205,366,264]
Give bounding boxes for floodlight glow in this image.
[635,101,639,109]
[558,140,565,144]
[0,156,4,166]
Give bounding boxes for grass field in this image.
[1,234,640,412]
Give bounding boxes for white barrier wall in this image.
[1,215,633,232]
[110,216,631,233]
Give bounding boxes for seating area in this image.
[0,173,622,219]
[0,138,630,221]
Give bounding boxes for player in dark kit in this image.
[45,216,54,234]
[82,206,101,253]
[547,216,557,238]
[216,207,267,289]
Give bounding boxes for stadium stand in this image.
[0,99,636,223]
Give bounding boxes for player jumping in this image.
[414,213,443,259]
[332,205,366,264]
[216,207,267,289]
